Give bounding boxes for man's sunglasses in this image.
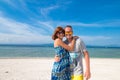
[65,31,73,35]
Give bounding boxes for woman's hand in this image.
[73,36,79,40]
[54,55,60,62]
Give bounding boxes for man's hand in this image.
[84,70,91,80]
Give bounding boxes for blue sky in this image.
[0,0,120,46]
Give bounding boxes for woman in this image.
[51,26,77,80]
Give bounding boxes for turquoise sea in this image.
[0,45,120,58]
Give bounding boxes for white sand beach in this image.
[0,58,120,80]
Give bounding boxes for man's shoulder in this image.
[76,37,83,42]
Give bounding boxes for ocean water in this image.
[0,45,120,58]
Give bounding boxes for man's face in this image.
[65,27,73,39]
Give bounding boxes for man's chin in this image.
[67,37,72,39]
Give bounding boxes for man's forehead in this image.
[65,27,72,31]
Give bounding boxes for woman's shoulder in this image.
[54,38,62,43]
[54,38,62,47]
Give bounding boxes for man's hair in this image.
[64,25,73,32]
[65,25,72,29]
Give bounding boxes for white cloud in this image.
[96,19,120,27]
[38,21,54,31]
[1,0,35,17]
[0,15,117,45]
[39,0,72,18]
[2,0,25,9]
[54,21,100,27]
[40,5,60,18]
[0,10,119,45]
[0,16,53,44]
[80,36,111,41]
[79,35,117,46]
[53,19,120,27]
[0,33,52,44]
[0,15,112,45]
[2,0,18,8]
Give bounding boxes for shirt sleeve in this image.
[79,38,87,53]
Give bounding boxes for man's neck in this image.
[67,38,73,43]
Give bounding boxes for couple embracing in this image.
[51,25,91,80]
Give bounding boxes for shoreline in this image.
[0,58,120,80]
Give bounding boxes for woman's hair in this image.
[52,26,65,40]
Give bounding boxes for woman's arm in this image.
[54,38,75,62]
[55,38,75,51]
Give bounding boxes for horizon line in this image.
[0,44,120,48]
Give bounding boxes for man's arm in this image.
[83,51,91,80]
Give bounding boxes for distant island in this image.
[0,43,120,48]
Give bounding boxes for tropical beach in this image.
[0,0,120,80]
[0,45,120,80]
[0,58,120,80]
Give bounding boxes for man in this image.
[64,25,91,80]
